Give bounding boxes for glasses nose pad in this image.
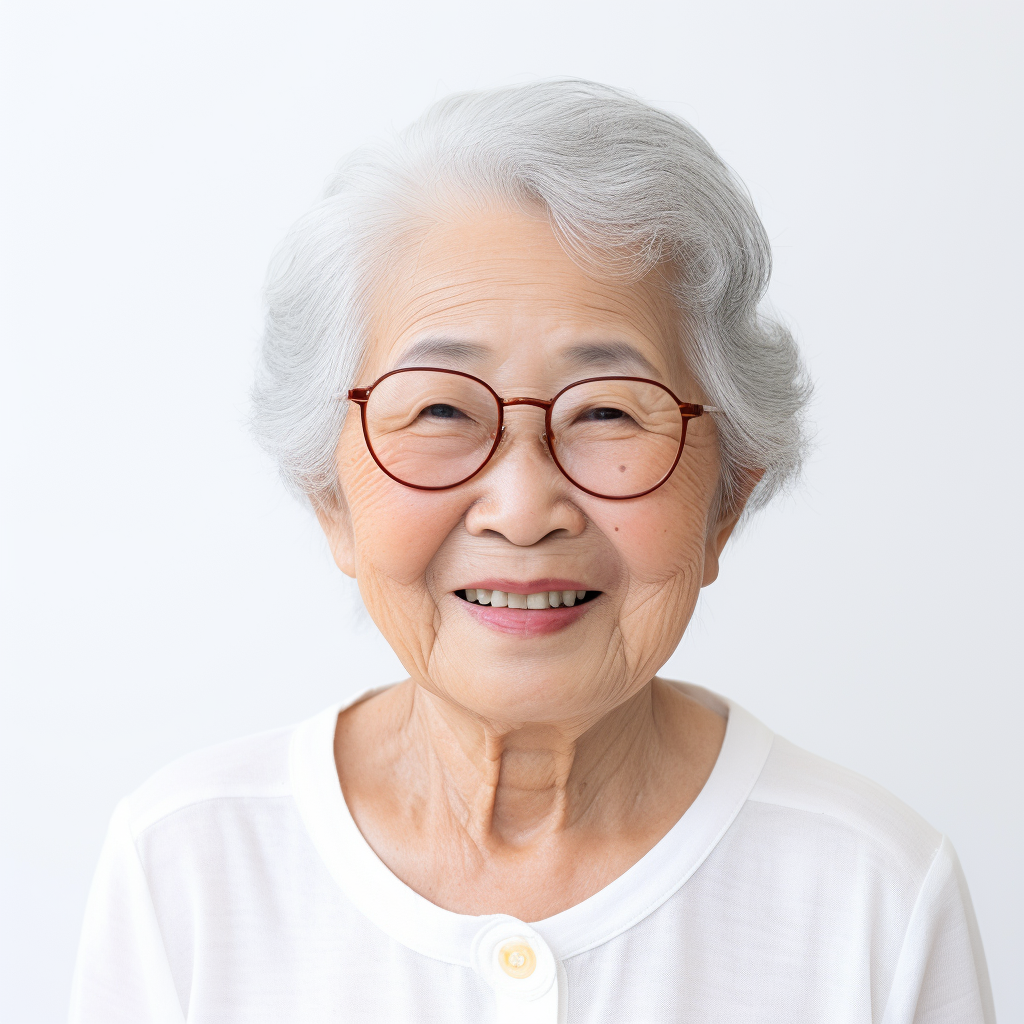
[490,426,553,462]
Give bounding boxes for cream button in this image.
[472,918,559,1008]
[498,940,536,979]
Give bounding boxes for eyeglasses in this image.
[347,367,717,500]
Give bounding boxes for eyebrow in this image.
[392,336,662,379]
[560,342,661,378]
[394,337,489,369]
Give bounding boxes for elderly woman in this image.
[70,81,993,1023]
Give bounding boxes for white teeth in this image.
[463,588,591,609]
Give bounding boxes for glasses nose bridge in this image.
[501,396,552,412]
[493,397,553,464]
[498,396,552,435]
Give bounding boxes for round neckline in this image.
[289,682,774,967]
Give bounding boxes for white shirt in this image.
[69,684,995,1023]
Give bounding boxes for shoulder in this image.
[119,722,297,840]
[748,734,942,882]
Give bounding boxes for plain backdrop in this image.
[1,1,1020,1020]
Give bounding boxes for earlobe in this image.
[315,501,357,578]
[701,514,739,587]
[701,468,764,587]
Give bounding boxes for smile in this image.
[454,584,601,637]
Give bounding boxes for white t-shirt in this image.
[69,684,994,1023]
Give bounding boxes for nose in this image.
[463,406,586,546]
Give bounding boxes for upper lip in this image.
[457,579,594,593]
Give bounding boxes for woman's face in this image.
[323,207,733,732]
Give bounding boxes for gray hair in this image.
[252,79,810,522]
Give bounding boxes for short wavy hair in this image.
[252,79,811,521]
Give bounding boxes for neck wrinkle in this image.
[407,681,663,849]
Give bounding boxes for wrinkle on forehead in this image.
[366,207,688,386]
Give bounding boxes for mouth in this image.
[453,582,601,636]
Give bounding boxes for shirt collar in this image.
[289,682,774,966]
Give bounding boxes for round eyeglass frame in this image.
[346,366,716,500]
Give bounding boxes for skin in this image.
[319,206,755,921]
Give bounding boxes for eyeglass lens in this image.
[363,370,685,497]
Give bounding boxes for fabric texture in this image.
[69,685,995,1023]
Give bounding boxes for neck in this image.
[407,683,662,848]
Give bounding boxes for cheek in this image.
[586,468,712,672]
[586,474,712,589]
[353,484,462,589]
[340,429,464,593]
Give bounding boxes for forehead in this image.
[365,207,684,383]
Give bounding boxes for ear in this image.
[701,468,764,587]
[315,498,357,578]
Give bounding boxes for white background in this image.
[1,1,1020,1020]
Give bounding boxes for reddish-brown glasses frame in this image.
[347,366,714,500]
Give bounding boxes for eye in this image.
[423,404,465,419]
[582,407,625,421]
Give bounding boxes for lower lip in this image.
[457,596,597,636]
